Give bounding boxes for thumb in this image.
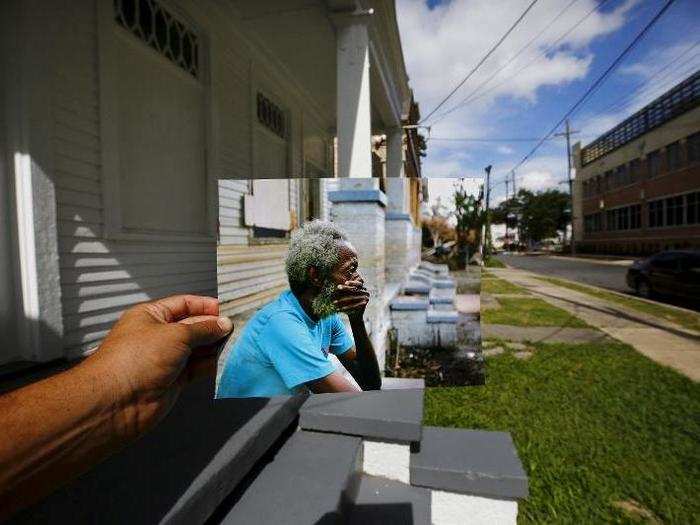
[183,316,233,348]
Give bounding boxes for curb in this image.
[508,269,700,319]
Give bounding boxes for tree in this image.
[453,182,484,268]
[422,215,455,248]
[500,189,570,246]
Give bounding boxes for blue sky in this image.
[396,0,700,206]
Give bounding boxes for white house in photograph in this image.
[217,173,429,373]
[0,0,418,367]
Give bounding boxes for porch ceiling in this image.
[230,0,404,134]
[232,0,337,129]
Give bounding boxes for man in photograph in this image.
[216,220,382,397]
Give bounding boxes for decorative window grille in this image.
[257,93,287,139]
[114,0,199,78]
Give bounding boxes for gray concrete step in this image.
[299,389,424,443]
[410,427,528,500]
[216,430,362,524]
[403,280,431,295]
[346,474,431,525]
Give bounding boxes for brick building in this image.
[572,71,700,255]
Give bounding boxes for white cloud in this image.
[397,0,640,190]
[497,145,515,155]
[398,0,636,127]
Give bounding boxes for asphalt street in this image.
[497,253,700,311]
[496,254,632,293]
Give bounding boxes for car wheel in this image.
[636,279,652,299]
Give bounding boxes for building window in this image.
[257,93,287,139]
[648,199,663,228]
[666,141,682,172]
[688,192,699,224]
[688,132,700,163]
[665,195,684,226]
[629,158,642,183]
[614,164,629,188]
[647,150,661,178]
[603,170,613,191]
[630,204,641,229]
[114,0,199,78]
[584,212,602,234]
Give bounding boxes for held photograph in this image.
[215,177,485,399]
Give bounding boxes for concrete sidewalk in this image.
[489,268,700,382]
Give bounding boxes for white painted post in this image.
[336,15,372,178]
[386,127,405,179]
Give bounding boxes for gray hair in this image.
[286,220,348,293]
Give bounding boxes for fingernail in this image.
[218,316,233,332]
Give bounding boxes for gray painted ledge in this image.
[218,430,362,524]
[347,474,431,525]
[390,295,429,310]
[299,389,424,442]
[328,189,388,207]
[410,427,528,500]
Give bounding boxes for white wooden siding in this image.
[218,179,249,245]
[217,244,288,318]
[53,0,215,358]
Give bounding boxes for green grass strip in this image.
[485,257,507,268]
[482,296,590,328]
[536,276,700,333]
[481,276,528,295]
[424,341,700,524]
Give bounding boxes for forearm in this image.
[0,358,132,520]
[348,317,382,390]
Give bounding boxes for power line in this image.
[490,0,678,192]
[428,135,596,143]
[428,0,613,126]
[420,0,540,124]
[576,42,700,131]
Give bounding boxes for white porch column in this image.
[329,178,388,371]
[386,127,405,178]
[336,15,372,178]
[385,177,417,284]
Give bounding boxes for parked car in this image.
[626,250,700,301]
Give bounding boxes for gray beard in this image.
[311,281,339,319]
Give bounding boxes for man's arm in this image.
[332,281,381,391]
[306,370,361,394]
[338,317,382,391]
[0,295,232,521]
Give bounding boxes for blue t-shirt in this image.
[216,290,354,398]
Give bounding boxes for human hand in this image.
[86,295,233,439]
[334,280,370,320]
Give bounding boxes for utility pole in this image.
[554,119,579,254]
[505,178,510,248]
[484,165,492,260]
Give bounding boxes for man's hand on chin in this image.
[333,280,370,321]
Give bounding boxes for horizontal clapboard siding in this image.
[52,0,216,359]
[218,179,249,245]
[216,244,288,318]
